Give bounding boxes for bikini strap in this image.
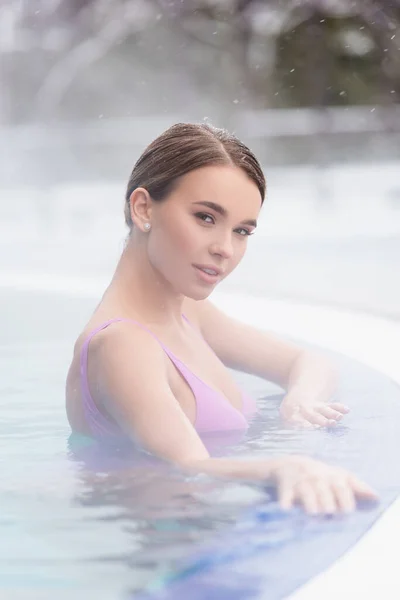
[80,316,193,407]
[80,317,179,387]
[80,319,126,436]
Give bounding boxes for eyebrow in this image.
[192,201,258,227]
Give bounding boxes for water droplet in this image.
[370,107,376,112]
[290,68,295,73]
[98,114,104,119]
[339,91,346,96]
[391,34,396,40]
[232,99,239,104]
[212,31,218,35]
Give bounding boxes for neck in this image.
[105,234,185,325]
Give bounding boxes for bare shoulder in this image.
[67,319,168,407]
[87,320,168,377]
[69,320,169,425]
[67,319,166,433]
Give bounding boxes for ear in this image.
[129,188,153,232]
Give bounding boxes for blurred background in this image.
[1,0,400,318]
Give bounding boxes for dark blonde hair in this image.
[124,122,266,228]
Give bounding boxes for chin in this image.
[183,285,214,302]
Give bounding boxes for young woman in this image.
[66,123,377,515]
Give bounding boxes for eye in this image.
[234,227,254,237]
[195,212,215,224]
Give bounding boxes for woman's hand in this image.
[269,455,378,514]
[184,455,377,515]
[280,393,350,428]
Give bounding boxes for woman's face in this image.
[147,165,262,300]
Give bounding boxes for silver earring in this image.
[144,222,151,231]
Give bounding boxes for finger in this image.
[290,417,315,429]
[330,402,350,414]
[333,480,356,513]
[349,476,379,501]
[315,481,337,514]
[301,408,331,428]
[278,479,295,511]
[284,412,315,428]
[317,406,343,421]
[296,482,320,515]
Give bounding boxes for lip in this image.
[193,264,223,285]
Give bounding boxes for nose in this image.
[209,232,234,260]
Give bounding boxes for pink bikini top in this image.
[80,317,257,440]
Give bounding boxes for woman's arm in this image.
[88,323,377,514]
[195,300,349,427]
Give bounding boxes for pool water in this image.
[1,289,400,600]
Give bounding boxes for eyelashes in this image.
[194,212,254,237]
[236,228,254,237]
[195,212,214,224]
